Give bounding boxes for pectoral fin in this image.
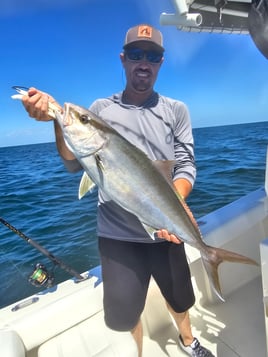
[95,153,105,172]
[78,171,96,199]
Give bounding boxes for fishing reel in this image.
[28,263,54,288]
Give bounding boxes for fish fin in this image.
[141,222,158,240]
[152,160,175,186]
[95,153,105,172]
[179,196,201,233]
[201,254,225,302]
[201,245,259,302]
[78,172,96,199]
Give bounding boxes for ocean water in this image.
[0,121,267,308]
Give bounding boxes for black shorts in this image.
[98,237,195,331]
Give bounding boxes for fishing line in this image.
[0,217,87,285]
[0,246,26,287]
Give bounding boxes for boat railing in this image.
[260,238,268,355]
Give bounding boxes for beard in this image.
[131,70,154,92]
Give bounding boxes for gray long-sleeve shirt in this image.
[63,91,196,243]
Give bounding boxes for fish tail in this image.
[201,246,259,302]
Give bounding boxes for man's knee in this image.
[104,307,141,331]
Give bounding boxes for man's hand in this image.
[156,229,183,244]
[22,87,60,121]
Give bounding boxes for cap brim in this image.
[123,40,164,52]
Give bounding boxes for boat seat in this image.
[38,310,138,357]
[0,329,25,357]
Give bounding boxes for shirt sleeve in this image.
[172,102,196,187]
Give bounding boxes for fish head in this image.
[55,103,107,158]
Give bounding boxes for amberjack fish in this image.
[55,103,258,302]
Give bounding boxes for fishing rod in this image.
[0,217,87,286]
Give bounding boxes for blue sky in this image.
[1,0,267,147]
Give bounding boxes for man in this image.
[22,24,214,357]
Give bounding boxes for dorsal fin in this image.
[178,196,200,232]
[152,160,175,186]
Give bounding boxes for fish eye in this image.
[80,114,89,124]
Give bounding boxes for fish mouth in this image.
[55,103,73,127]
[63,103,75,127]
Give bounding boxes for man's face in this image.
[120,43,164,94]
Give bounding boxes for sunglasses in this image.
[124,48,163,64]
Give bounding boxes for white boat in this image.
[1,150,268,357]
[160,0,268,60]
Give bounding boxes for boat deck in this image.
[0,258,266,357]
[142,275,266,357]
[142,187,268,356]
[1,187,267,357]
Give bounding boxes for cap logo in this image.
[137,25,152,39]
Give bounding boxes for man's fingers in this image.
[22,91,52,121]
[157,229,183,244]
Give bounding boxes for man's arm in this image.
[173,177,193,200]
[22,87,77,163]
[157,102,195,244]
